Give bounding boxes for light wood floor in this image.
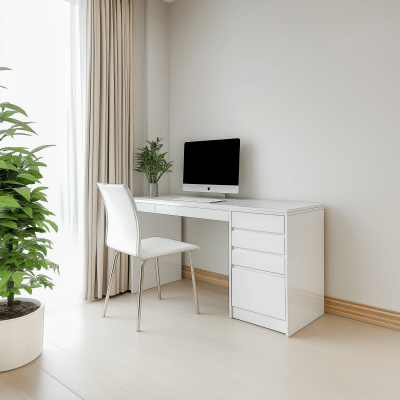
[1,279,400,400]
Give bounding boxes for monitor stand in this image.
[205,192,226,199]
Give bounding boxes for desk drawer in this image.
[135,202,155,213]
[232,230,285,255]
[232,212,285,234]
[232,249,285,275]
[232,267,286,320]
[155,204,229,221]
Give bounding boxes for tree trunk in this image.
[7,281,14,306]
[6,238,15,306]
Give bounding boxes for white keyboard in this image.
[174,197,226,203]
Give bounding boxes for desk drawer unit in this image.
[155,204,229,221]
[232,212,285,234]
[232,230,285,255]
[232,267,286,320]
[232,249,285,275]
[230,211,287,332]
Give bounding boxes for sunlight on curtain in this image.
[0,0,86,306]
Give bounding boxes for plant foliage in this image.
[134,137,173,183]
[0,67,59,307]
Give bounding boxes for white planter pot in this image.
[0,297,44,372]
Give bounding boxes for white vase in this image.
[0,297,44,372]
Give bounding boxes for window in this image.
[0,0,86,304]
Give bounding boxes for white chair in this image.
[97,183,200,331]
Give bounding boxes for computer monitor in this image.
[183,138,240,194]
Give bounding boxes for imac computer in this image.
[181,138,240,199]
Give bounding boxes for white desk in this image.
[134,195,324,337]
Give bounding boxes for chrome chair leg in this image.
[188,251,200,314]
[137,260,146,332]
[102,251,120,317]
[155,257,161,300]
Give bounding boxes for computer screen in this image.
[183,139,240,189]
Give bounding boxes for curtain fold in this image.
[84,0,135,301]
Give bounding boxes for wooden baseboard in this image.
[182,266,400,332]
[182,266,229,289]
[324,295,400,332]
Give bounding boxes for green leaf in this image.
[0,196,20,208]
[2,146,29,153]
[0,215,18,221]
[2,118,35,133]
[17,173,39,182]
[27,170,43,180]
[0,102,28,117]
[13,132,31,138]
[24,259,34,268]
[33,192,47,202]
[12,272,25,286]
[45,219,58,232]
[0,221,18,229]
[13,187,30,201]
[0,67,11,71]
[11,287,21,295]
[3,256,18,265]
[0,160,19,171]
[47,261,59,273]
[33,213,45,221]
[23,286,32,295]
[0,274,11,289]
[22,207,33,218]
[25,227,46,234]
[31,144,55,153]
[4,233,13,242]
[31,186,48,195]
[3,180,24,185]
[0,110,17,119]
[12,213,29,219]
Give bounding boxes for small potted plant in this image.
[135,137,173,197]
[0,67,59,372]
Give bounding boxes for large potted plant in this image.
[0,67,59,372]
[135,137,173,197]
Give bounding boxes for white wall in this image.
[145,0,170,195]
[133,0,145,196]
[133,0,170,196]
[168,0,400,311]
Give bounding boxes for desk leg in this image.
[188,252,200,314]
[155,257,161,299]
[228,211,233,319]
[137,260,146,332]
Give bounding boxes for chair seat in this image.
[140,237,200,260]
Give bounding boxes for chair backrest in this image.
[97,183,142,258]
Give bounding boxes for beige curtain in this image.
[83,0,135,301]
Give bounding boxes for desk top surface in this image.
[134,195,323,215]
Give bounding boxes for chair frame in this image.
[102,250,199,331]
